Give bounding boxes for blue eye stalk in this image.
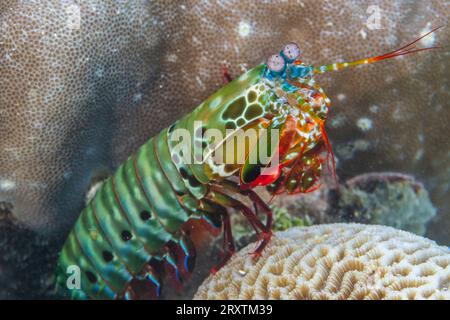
[265,42,314,93]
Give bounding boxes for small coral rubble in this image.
[332,172,436,236]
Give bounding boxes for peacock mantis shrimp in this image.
[55,26,441,299]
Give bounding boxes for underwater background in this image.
[0,0,448,299]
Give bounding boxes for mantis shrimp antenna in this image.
[314,26,442,74]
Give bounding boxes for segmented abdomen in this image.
[55,65,267,299]
[55,128,201,299]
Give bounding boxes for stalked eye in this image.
[282,42,301,62]
[267,54,286,73]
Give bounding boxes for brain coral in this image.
[0,1,448,239]
[194,224,450,300]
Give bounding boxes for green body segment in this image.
[73,205,133,292]
[154,129,190,195]
[56,232,117,299]
[55,65,269,299]
[92,181,150,274]
[135,137,190,233]
[113,157,173,253]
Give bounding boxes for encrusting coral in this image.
[334,173,436,236]
[194,224,450,300]
[272,172,436,236]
